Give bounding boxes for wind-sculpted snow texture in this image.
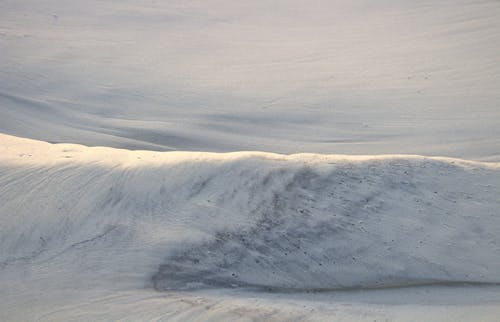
[1,0,500,160]
[153,161,500,291]
[1,135,500,320]
[2,0,500,319]
[1,135,500,292]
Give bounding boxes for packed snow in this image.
[1,0,500,320]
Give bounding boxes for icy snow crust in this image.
[1,134,500,320]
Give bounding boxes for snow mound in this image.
[1,134,499,293]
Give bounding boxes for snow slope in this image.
[2,0,500,320]
[1,0,500,159]
[1,134,500,320]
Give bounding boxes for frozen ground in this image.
[1,0,500,321]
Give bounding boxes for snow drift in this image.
[1,134,499,296]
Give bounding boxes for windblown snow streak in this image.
[153,162,500,291]
[1,134,499,296]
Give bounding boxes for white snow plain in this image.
[1,0,500,159]
[1,0,500,321]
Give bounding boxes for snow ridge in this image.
[1,134,499,294]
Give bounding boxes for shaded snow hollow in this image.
[1,134,499,295]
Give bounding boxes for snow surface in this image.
[1,134,500,321]
[1,0,500,159]
[2,0,500,320]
